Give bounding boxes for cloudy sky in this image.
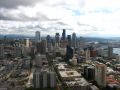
[0,0,120,37]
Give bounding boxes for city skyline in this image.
[0,0,120,37]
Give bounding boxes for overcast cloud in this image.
[0,0,120,37]
[0,0,41,9]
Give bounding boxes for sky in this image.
[0,0,120,37]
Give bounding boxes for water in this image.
[113,48,120,55]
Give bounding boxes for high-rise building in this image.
[36,40,47,54]
[26,38,30,48]
[33,69,56,88]
[62,29,66,40]
[85,49,90,62]
[35,31,41,42]
[55,33,60,48]
[30,46,35,59]
[108,46,113,58]
[21,45,30,57]
[79,37,85,48]
[41,40,47,54]
[36,42,41,54]
[67,35,72,46]
[60,40,68,48]
[66,45,73,62]
[84,66,95,80]
[46,35,52,51]
[35,54,42,67]
[95,64,106,87]
[72,32,77,48]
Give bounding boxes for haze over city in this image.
[1,0,120,90]
[0,0,120,37]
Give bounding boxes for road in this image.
[47,54,64,90]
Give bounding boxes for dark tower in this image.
[62,29,66,40]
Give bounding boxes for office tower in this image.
[36,40,47,54]
[55,33,60,48]
[41,40,47,54]
[33,70,56,88]
[60,40,68,48]
[84,66,95,80]
[36,42,41,54]
[47,71,56,88]
[67,35,72,46]
[95,64,106,87]
[30,46,35,59]
[26,38,30,48]
[46,35,52,51]
[72,32,77,48]
[108,46,113,58]
[89,47,97,57]
[79,37,85,48]
[85,49,90,62]
[35,31,41,42]
[66,45,73,62]
[62,29,66,40]
[35,54,42,67]
[21,45,30,57]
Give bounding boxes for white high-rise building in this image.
[72,32,77,48]
[35,31,41,42]
[33,69,56,88]
[55,33,60,48]
[26,38,30,48]
[50,72,56,87]
[85,49,90,62]
[35,54,42,67]
[95,64,106,87]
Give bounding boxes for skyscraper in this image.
[95,64,106,87]
[46,35,52,51]
[33,69,56,88]
[36,40,47,54]
[108,46,113,58]
[55,33,60,48]
[62,29,66,40]
[26,38,30,48]
[67,35,72,46]
[41,40,47,54]
[85,48,90,62]
[66,45,73,62]
[72,32,77,48]
[79,37,85,48]
[35,54,42,67]
[36,42,41,54]
[35,31,41,42]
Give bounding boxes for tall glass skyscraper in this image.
[72,32,77,48]
[35,31,41,42]
[67,35,71,46]
[62,29,66,40]
[55,33,60,47]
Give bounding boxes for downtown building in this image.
[35,31,41,42]
[56,63,90,90]
[33,69,56,88]
[72,32,77,48]
[95,64,106,87]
